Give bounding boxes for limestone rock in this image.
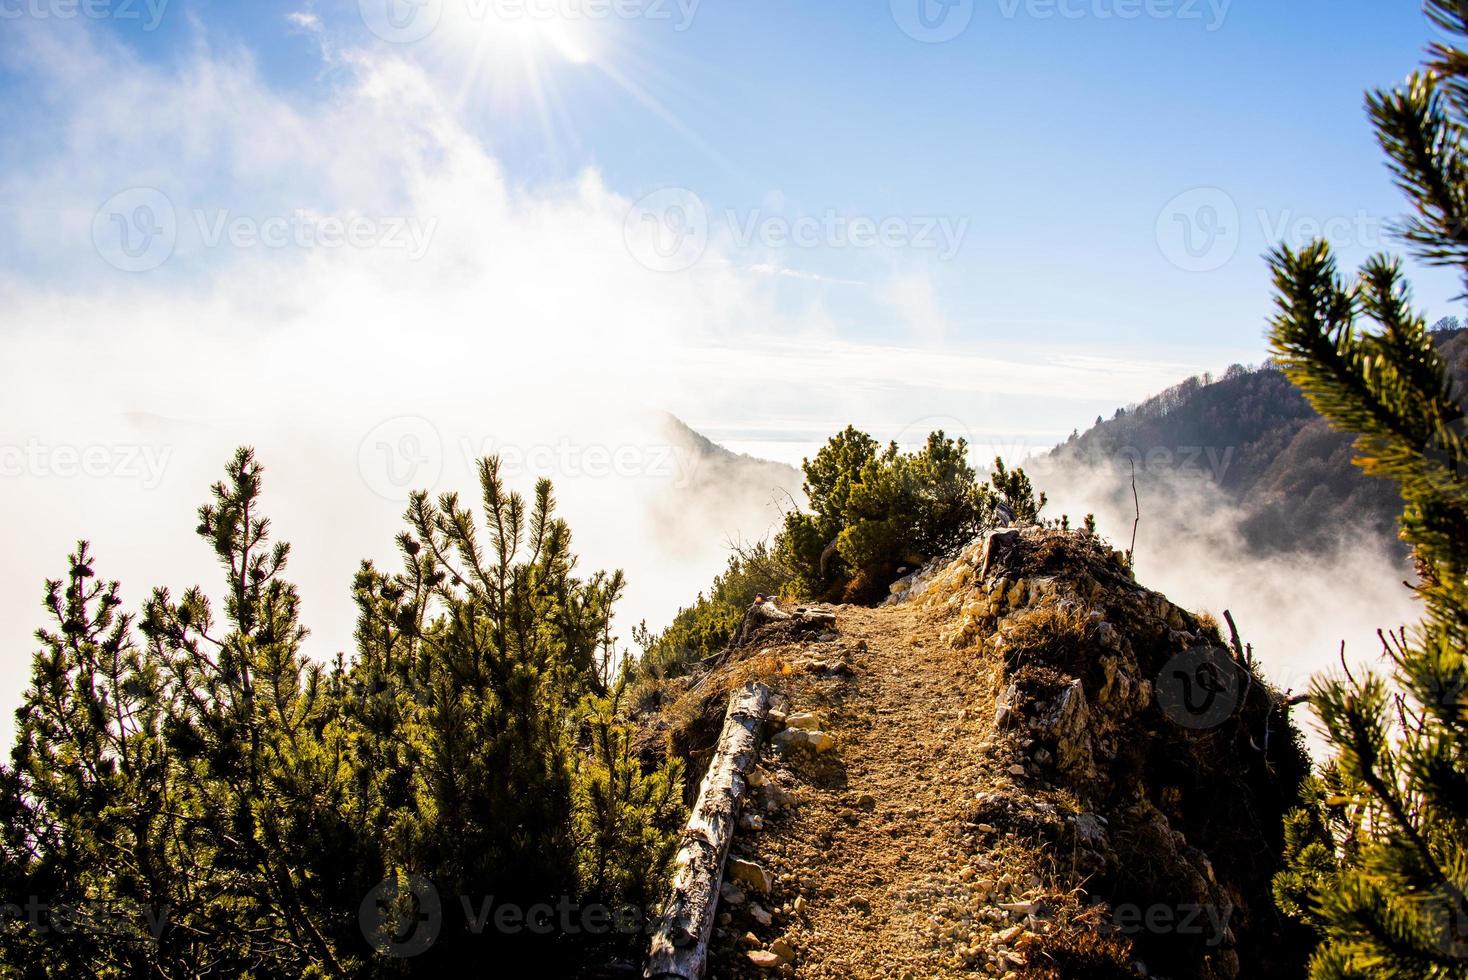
[729,858,774,895]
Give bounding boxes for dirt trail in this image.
[707,602,1030,979]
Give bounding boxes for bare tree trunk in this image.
[645,682,772,980]
[730,600,836,649]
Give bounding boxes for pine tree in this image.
[344,456,683,970]
[2,451,688,977]
[140,447,355,976]
[0,543,183,977]
[1269,3,1468,974]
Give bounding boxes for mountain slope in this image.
[656,529,1310,979]
[1043,327,1468,559]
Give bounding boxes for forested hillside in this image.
[1046,324,1468,557]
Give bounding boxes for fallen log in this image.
[645,682,772,980]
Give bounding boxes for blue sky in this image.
[2,0,1459,455]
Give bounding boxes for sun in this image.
[444,2,596,66]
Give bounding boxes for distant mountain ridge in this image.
[1045,326,1468,558]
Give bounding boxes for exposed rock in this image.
[747,950,783,969]
[772,727,836,754]
[729,858,774,895]
[769,937,797,963]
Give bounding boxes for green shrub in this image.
[0,451,685,977]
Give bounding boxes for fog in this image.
[1032,451,1421,754]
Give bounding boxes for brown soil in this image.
[705,603,1049,979]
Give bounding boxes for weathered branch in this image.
[730,599,835,649]
[645,682,772,980]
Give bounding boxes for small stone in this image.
[729,858,774,894]
[771,729,807,753]
[998,925,1024,944]
[747,950,783,969]
[718,912,732,925]
[785,711,820,730]
[720,882,746,906]
[806,730,837,753]
[793,895,808,915]
[742,931,761,947]
[770,937,797,962]
[1007,764,1027,776]
[749,903,773,927]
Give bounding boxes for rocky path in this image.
[707,603,1038,979]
